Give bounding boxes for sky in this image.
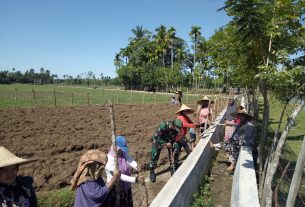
[0,0,231,78]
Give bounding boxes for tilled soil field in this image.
[0,103,196,205]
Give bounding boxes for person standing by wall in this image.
[196,96,212,134]
[176,104,200,155]
[106,136,144,207]
[210,110,256,172]
[223,98,237,142]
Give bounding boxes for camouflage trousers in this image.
[149,137,182,170]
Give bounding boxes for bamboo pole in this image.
[108,101,120,207]
[32,89,37,107]
[87,93,89,105]
[130,87,132,104]
[53,87,57,107]
[142,88,145,104]
[71,93,74,106]
[14,88,17,108]
[116,87,119,104]
[136,152,149,207]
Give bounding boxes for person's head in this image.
[236,105,245,113]
[0,146,37,185]
[197,96,210,107]
[116,136,128,156]
[228,98,235,106]
[234,109,253,124]
[0,165,18,185]
[176,104,194,115]
[70,149,107,190]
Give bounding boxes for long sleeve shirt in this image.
[232,121,256,146]
[176,115,196,141]
[105,154,138,184]
[74,178,108,207]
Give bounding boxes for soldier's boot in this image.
[150,168,156,182]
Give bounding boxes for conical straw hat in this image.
[0,146,37,168]
[197,95,210,105]
[176,104,195,114]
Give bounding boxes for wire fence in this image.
[0,85,236,110]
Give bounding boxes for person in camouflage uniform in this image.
[149,119,183,182]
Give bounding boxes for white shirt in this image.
[105,153,138,183]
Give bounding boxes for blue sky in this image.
[0,0,231,78]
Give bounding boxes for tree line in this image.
[0,68,117,86]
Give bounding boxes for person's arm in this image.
[105,154,137,183]
[106,170,121,191]
[125,154,138,171]
[178,115,196,128]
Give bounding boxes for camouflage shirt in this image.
[152,121,179,142]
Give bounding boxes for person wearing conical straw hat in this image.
[210,109,256,173]
[196,95,212,134]
[0,146,38,207]
[175,104,200,168]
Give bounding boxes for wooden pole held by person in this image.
[108,101,120,207]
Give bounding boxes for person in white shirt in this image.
[105,135,144,207]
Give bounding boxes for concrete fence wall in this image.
[231,146,260,207]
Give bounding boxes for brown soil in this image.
[210,150,234,207]
[0,104,195,205]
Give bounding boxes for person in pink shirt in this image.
[176,104,200,155]
[196,96,212,134]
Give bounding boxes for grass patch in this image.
[0,84,202,108]
[37,187,75,207]
[191,176,213,207]
[263,98,305,206]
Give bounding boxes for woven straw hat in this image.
[197,96,210,105]
[0,146,37,168]
[176,104,195,114]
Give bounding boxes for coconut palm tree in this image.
[189,26,202,88]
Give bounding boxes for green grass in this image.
[0,84,202,108]
[265,98,305,206]
[37,187,75,207]
[192,176,213,207]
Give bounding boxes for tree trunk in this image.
[258,83,269,184]
[259,102,288,200]
[286,135,305,206]
[262,100,305,207]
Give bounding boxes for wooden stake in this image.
[14,88,17,108]
[108,101,120,207]
[32,89,37,107]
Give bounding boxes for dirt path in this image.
[210,150,233,207]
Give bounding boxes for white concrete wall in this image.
[231,146,260,207]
